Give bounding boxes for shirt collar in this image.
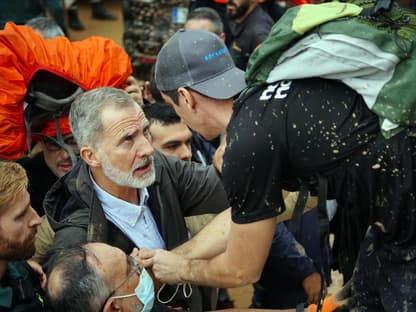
[89,169,149,206]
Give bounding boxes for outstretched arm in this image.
[139,216,276,288]
[173,207,231,259]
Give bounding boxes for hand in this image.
[138,248,188,284]
[27,260,47,290]
[213,135,226,173]
[124,76,144,106]
[302,272,323,305]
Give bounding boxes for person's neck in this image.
[235,3,257,24]
[0,260,8,287]
[199,97,234,136]
[90,169,139,204]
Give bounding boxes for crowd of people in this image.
[0,0,415,311]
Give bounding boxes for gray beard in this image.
[99,148,156,189]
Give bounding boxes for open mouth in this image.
[133,159,152,175]
[58,163,73,172]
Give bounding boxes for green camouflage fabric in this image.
[244,0,416,138]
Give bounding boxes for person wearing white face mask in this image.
[46,242,155,312]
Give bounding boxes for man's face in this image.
[161,91,221,141]
[0,190,41,260]
[87,243,144,311]
[149,121,193,161]
[42,134,77,178]
[227,0,251,20]
[95,105,155,189]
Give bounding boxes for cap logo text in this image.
[204,47,227,61]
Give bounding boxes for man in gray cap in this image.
[139,28,416,312]
[139,28,275,287]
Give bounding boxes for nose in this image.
[29,206,42,227]
[58,147,71,159]
[179,144,192,161]
[135,136,154,159]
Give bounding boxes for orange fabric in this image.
[291,0,309,5]
[0,23,132,160]
[32,116,71,142]
[308,294,343,312]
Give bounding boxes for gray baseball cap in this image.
[155,29,246,100]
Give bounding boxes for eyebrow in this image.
[162,140,182,146]
[116,128,138,145]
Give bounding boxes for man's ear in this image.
[177,87,197,112]
[79,146,101,168]
[102,299,121,312]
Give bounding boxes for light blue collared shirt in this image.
[90,172,166,250]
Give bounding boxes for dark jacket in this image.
[253,220,320,309]
[0,261,44,312]
[17,153,58,217]
[228,5,274,70]
[44,150,229,311]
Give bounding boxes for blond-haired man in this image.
[0,162,43,310]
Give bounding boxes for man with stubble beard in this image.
[0,161,44,311]
[226,0,273,69]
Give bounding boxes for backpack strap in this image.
[52,116,78,166]
[316,174,329,312]
[287,180,309,234]
[288,174,329,312]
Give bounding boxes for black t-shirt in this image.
[223,78,416,259]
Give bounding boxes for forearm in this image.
[178,217,276,288]
[173,208,231,259]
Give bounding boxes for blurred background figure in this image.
[189,0,232,45]
[185,6,226,41]
[67,0,117,31]
[226,0,274,69]
[26,16,66,38]
[0,0,67,36]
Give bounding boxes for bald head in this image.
[46,244,111,312]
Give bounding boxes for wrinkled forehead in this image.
[99,105,147,135]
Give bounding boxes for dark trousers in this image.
[350,225,416,311]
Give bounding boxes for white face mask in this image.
[109,264,155,312]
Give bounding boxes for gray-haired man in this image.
[43,87,229,311]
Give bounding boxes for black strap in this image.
[360,0,393,17]
[290,175,329,312]
[287,180,309,234]
[316,175,329,312]
[52,117,78,166]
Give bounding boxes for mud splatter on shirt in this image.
[223,78,416,274]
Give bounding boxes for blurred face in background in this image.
[227,0,251,20]
[42,134,77,177]
[149,121,193,161]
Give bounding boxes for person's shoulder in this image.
[250,5,274,26]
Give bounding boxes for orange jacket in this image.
[0,23,132,160]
